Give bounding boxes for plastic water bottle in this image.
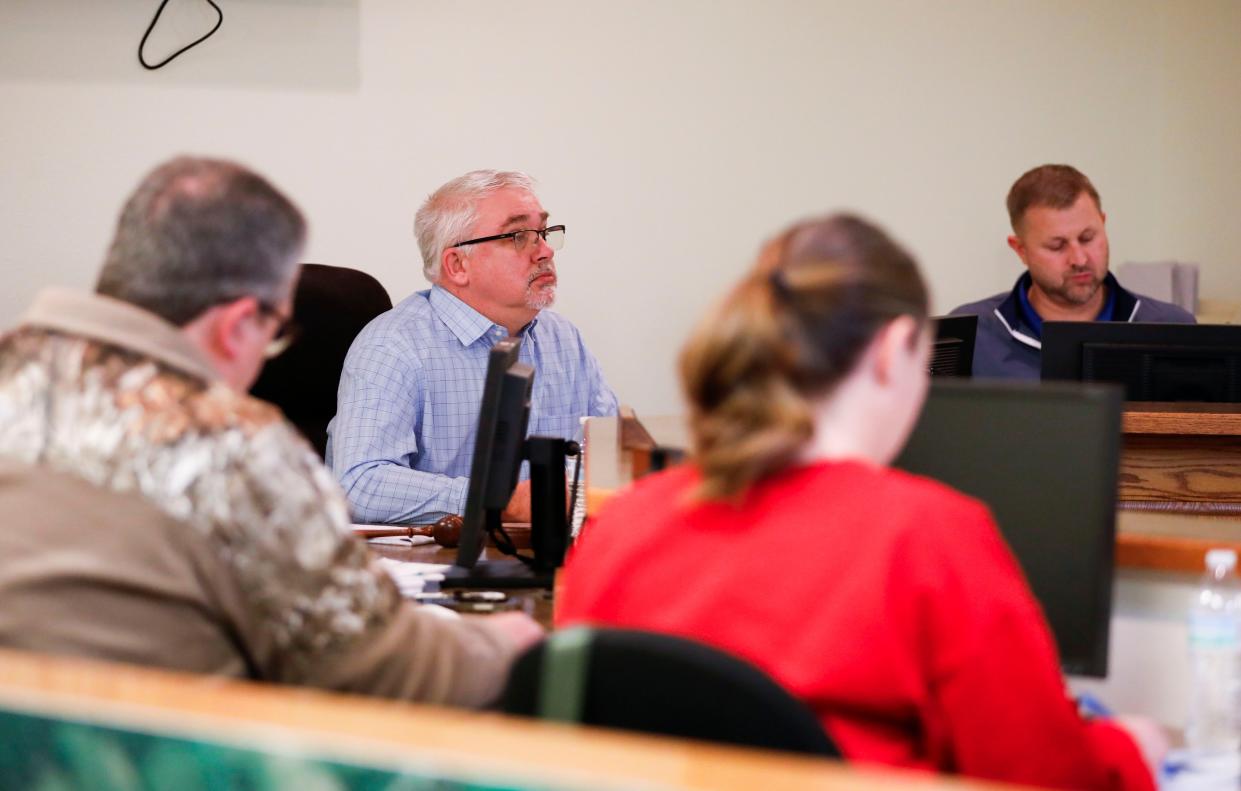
[1186,548,1241,765]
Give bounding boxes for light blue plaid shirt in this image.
[326,286,618,524]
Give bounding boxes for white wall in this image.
[2,1,1239,414]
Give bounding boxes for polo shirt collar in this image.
[994,274,1042,350]
[1106,272,1141,322]
[428,285,540,346]
[997,271,1140,349]
[1012,272,1122,336]
[20,289,220,383]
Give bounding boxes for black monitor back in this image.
[929,315,976,378]
[1042,321,1241,402]
[894,379,1122,677]
[455,340,533,570]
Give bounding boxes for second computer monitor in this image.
[1042,321,1241,402]
[894,379,1123,678]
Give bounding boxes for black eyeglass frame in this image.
[255,300,297,339]
[255,300,301,359]
[450,224,566,251]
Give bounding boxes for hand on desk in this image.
[502,478,574,525]
[1114,715,1170,781]
[502,480,532,523]
[484,611,544,653]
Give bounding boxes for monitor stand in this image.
[442,436,574,591]
[441,559,552,589]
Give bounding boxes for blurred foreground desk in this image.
[0,648,1024,791]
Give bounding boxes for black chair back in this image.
[500,627,840,758]
[250,264,393,458]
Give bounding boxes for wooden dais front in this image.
[1116,403,1241,572]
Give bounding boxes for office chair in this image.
[250,264,392,458]
[499,627,840,758]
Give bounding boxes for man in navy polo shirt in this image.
[952,164,1194,379]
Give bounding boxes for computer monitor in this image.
[443,339,539,587]
[894,379,1122,677]
[1042,321,1241,402]
[442,338,574,589]
[928,314,976,378]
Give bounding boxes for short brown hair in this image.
[679,214,929,500]
[1006,164,1101,231]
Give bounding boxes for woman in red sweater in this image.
[557,214,1162,790]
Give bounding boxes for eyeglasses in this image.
[451,224,565,253]
[256,301,299,359]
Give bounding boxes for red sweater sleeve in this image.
[896,496,1154,791]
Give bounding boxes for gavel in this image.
[353,515,464,547]
[352,515,534,549]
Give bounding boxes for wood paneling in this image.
[1118,436,1241,504]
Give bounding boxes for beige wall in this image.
[1,0,1238,413]
[1159,2,1241,295]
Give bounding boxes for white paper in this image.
[376,557,452,598]
[364,535,435,546]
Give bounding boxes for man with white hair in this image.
[329,170,618,524]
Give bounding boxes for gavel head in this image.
[432,514,463,548]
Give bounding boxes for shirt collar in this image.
[1096,281,1117,322]
[428,285,540,346]
[1009,271,1130,340]
[1015,273,1045,339]
[20,289,220,383]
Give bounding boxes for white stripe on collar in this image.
[994,307,1042,350]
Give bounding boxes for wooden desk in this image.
[586,409,1241,575]
[0,647,1025,791]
